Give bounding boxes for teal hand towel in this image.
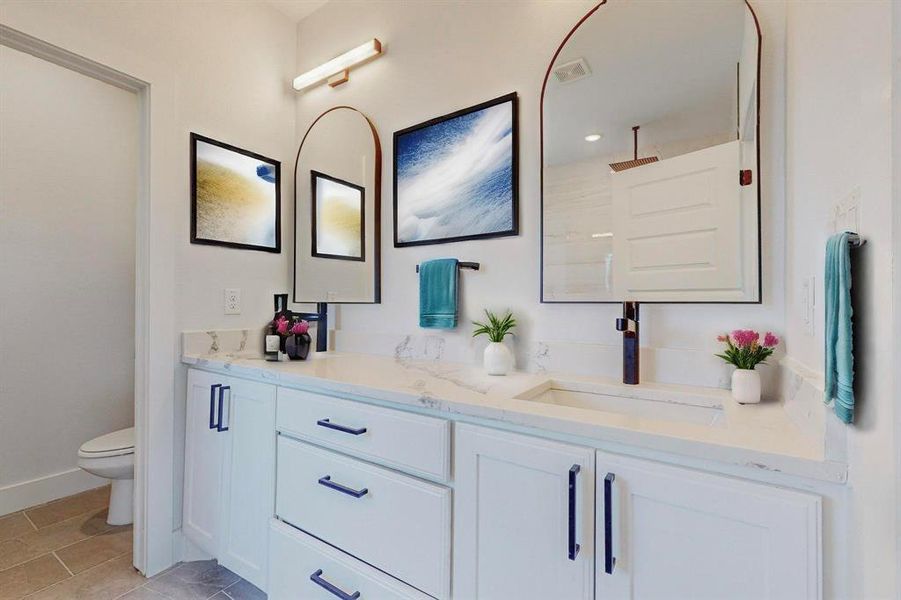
[419,258,459,329]
[824,232,855,423]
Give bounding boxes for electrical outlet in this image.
[224,288,241,315]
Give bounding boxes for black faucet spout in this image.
[616,301,640,385]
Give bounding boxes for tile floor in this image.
[0,487,264,599]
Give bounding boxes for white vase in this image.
[483,342,513,376]
[731,369,761,404]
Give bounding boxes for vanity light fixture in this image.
[293,38,383,91]
[591,232,613,238]
[584,133,603,142]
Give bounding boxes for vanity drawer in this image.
[268,520,430,600]
[276,435,451,599]
[277,387,450,481]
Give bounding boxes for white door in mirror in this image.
[612,141,750,301]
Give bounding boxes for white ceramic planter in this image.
[731,369,761,404]
[483,342,513,376]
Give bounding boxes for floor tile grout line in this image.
[22,550,140,599]
[51,550,74,577]
[20,511,39,531]
[13,551,74,599]
[0,520,129,575]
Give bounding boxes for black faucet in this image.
[273,294,328,353]
[615,301,639,385]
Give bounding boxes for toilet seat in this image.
[78,427,134,459]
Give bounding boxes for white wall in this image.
[784,1,896,597]
[294,0,786,391]
[0,45,136,511]
[0,0,297,573]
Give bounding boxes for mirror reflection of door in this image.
[542,0,760,303]
[294,107,381,303]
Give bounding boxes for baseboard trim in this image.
[0,468,107,515]
[173,529,213,565]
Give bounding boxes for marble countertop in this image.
[182,349,847,483]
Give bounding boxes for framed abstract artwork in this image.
[310,170,365,261]
[190,133,281,253]
[393,92,518,247]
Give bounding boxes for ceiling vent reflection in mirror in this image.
[553,58,591,84]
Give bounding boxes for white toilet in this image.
[77,427,135,525]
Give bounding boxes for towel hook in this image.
[847,232,865,247]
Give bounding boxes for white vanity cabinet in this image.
[596,451,821,600]
[182,368,276,591]
[183,362,827,600]
[454,424,596,600]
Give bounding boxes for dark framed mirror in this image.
[541,0,761,303]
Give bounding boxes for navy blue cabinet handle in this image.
[568,464,581,560]
[310,569,360,600]
[318,475,368,498]
[216,386,230,432]
[604,472,616,574]
[209,384,222,430]
[317,418,367,436]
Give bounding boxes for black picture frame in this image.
[393,92,519,248]
[190,132,281,253]
[310,170,366,262]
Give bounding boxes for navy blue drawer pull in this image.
[209,384,222,430]
[604,472,616,574]
[216,386,230,432]
[310,569,360,600]
[318,475,368,498]
[568,464,581,560]
[317,418,367,436]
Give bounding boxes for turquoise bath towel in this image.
[824,232,855,424]
[419,258,459,329]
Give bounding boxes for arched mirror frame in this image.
[293,105,382,304]
[539,0,763,304]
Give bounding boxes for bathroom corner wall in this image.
[293,0,787,391]
[784,1,897,596]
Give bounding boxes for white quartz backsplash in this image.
[183,327,784,396]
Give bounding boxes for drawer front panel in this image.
[277,387,450,480]
[268,520,430,600]
[276,436,451,599]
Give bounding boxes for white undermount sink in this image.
[515,379,725,427]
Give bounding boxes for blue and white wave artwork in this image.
[395,100,514,244]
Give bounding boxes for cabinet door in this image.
[219,377,276,591]
[596,452,821,600]
[183,368,226,555]
[454,424,594,600]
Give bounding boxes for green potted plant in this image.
[472,310,516,375]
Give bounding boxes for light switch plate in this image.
[224,288,241,315]
[801,276,815,336]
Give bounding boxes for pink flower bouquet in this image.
[715,329,779,370]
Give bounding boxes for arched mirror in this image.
[294,106,381,303]
[541,0,761,303]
